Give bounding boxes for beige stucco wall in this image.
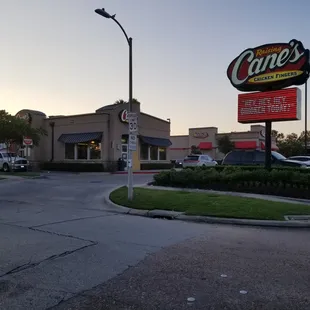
[97,101,140,162]
[170,135,190,160]
[42,113,110,162]
[19,101,171,166]
[188,127,218,159]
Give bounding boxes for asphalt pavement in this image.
[0,172,309,310]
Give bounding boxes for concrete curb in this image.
[112,171,161,175]
[103,186,310,228]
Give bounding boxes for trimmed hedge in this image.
[153,166,310,199]
[140,163,174,170]
[40,161,117,172]
[187,165,310,173]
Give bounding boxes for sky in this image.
[1,0,310,135]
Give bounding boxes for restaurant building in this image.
[170,124,278,160]
[15,101,172,170]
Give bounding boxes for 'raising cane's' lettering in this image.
[227,39,310,92]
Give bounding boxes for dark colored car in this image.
[222,150,310,168]
[174,159,183,168]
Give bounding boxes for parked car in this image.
[183,154,218,168]
[288,156,310,165]
[174,159,183,168]
[0,152,29,172]
[222,150,310,168]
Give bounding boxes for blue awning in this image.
[140,135,172,147]
[58,132,102,144]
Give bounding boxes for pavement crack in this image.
[29,227,97,244]
[30,214,116,228]
[0,242,97,278]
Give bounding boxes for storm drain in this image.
[285,215,310,222]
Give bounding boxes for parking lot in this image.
[1,172,310,310]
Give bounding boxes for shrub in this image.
[153,166,310,199]
[140,163,173,170]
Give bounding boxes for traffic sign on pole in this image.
[23,137,33,146]
[127,112,138,134]
[128,134,137,151]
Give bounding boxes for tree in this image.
[190,145,202,154]
[0,110,47,155]
[271,130,285,143]
[277,132,303,157]
[217,135,234,155]
[298,130,310,142]
[115,98,141,105]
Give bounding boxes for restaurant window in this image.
[77,143,88,160]
[121,134,128,144]
[140,143,149,160]
[90,140,101,159]
[65,144,75,159]
[159,147,167,160]
[150,145,158,160]
[139,141,168,161]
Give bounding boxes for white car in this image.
[0,152,29,172]
[183,154,218,168]
[288,156,310,165]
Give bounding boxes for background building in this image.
[170,125,278,160]
[15,101,172,170]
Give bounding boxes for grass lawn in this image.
[110,186,310,221]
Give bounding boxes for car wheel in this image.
[3,163,10,172]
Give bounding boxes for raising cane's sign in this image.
[119,110,128,123]
[227,39,310,92]
[238,87,301,123]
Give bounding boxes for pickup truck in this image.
[0,152,29,172]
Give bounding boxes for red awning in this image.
[198,142,212,150]
[261,142,279,151]
[234,141,257,149]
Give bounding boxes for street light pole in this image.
[95,8,133,200]
[128,37,133,199]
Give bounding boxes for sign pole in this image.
[128,37,133,200]
[265,121,272,170]
[305,80,308,154]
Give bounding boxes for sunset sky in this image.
[1,0,310,135]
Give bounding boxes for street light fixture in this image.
[95,8,134,200]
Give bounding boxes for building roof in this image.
[140,112,170,123]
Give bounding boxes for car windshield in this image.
[185,155,199,161]
[271,151,286,160]
[2,153,17,157]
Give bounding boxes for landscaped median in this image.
[110,186,310,221]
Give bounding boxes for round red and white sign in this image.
[119,110,128,123]
[23,137,33,146]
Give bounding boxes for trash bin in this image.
[118,158,126,171]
